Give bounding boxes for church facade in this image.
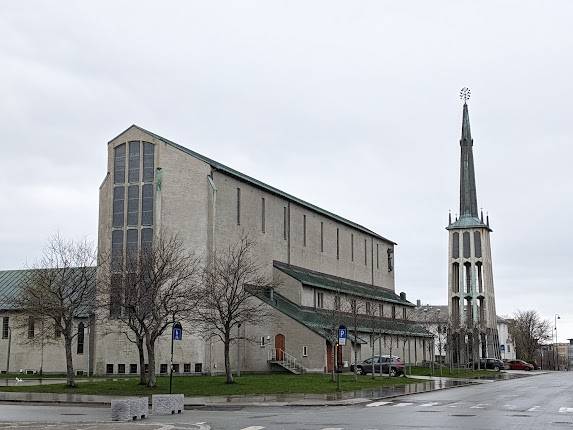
[447,99,501,363]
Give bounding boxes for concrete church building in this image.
[1,125,432,376]
[447,93,501,363]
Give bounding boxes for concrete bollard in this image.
[111,399,132,421]
[152,394,185,415]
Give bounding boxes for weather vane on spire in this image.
[460,87,471,103]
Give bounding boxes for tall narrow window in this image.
[2,317,8,339]
[28,316,35,339]
[391,305,396,319]
[236,188,241,225]
[453,263,460,293]
[128,141,140,183]
[402,307,407,320]
[387,248,394,272]
[474,231,482,258]
[127,185,139,226]
[320,222,324,252]
[463,232,471,258]
[366,301,371,314]
[126,229,139,269]
[316,292,324,308]
[77,322,85,354]
[114,143,126,184]
[452,297,460,323]
[283,206,287,240]
[142,142,155,182]
[303,214,307,247]
[351,233,354,261]
[141,184,154,226]
[112,186,125,227]
[141,228,153,252]
[376,244,379,269]
[111,230,124,272]
[334,296,341,310]
[464,262,472,294]
[476,263,483,293]
[261,198,265,233]
[452,232,460,258]
[336,228,340,260]
[364,239,367,265]
[379,303,384,318]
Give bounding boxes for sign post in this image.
[170,321,182,394]
[337,325,347,391]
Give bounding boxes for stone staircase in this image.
[268,349,304,374]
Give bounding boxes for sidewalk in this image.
[0,377,483,408]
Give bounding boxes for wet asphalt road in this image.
[0,372,572,430]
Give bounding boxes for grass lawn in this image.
[0,373,419,397]
[408,366,502,379]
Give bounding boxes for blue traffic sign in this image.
[338,325,347,346]
[173,322,183,341]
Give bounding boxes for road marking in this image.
[419,402,440,407]
[393,402,413,407]
[240,427,265,430]
[448,402,462,408]
[470,404,488,409]
[527,406,541,412]
[366,401,392,407]
[559,407,573,413]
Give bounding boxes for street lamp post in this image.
[555,314,561,371]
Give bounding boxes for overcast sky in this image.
[1,1,572,340]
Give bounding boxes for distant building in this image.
[446,97,501,364]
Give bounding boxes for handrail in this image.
[268,348,302,372]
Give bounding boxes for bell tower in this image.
[447,88,500,364]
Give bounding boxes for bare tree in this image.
[191,237,277,384]
[346,297,363,382]
[99,232,201,387]
[508,310,551,362]
[14,234,96,387]
[318,289,343,382]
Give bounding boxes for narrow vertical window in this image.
[402,307,407,320]
[28,316,35,339]
[77,322,85,354]
[128,141,140,183]
[453,263,460,293]
[320,222,324,252]
[283,206,287,240]
[261,198,266,233]
[2,317,8,339]
[336,228,340,260]
[364,239,367,265]
[303,214,307,247]
[112,186,125,227]
[387,248,394,272]
[474,231,482,258]
[463,232,471,258]
[452,232,460,258]
[113,143,126,184]
[391,305,396,319]
[142,142,155,182]
[366,301,371,314]
[126,229,139,269]
[379,303,384,317]
[236,188,241,225]
[351,233,354,261]
[141,184,154,226]
[141,228,153,252]
[127,185,139,226]
[376,244,379,269]
[111,230,124,272]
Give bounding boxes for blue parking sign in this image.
[338,325,347,346]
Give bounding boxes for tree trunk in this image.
[137,338,147,385]
[146,335,157,388]
[224,336,234,384]
[331,341,335,382]
[371,336,375,380]
[64,335,75,387]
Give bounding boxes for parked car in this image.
[471,358,505,371]
[506,360,534,371]
[350,355,405,376]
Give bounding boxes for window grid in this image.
[28,316,35,339]
[77,322,85,354]
[1,317,8,339]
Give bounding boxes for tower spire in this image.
[459,88,478,218]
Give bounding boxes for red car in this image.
[506,360,534,371]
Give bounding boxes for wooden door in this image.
[326,342,334,372]
[275,334,285,361]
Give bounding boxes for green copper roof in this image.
[446,215,492,231]
[255,289,433,341]
[0,267,96,316]
[112,125,396,245]
[274,261,413,306]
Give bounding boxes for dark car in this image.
[506,359,534,371]
[472,358,505,371]
[351,355,405,376]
